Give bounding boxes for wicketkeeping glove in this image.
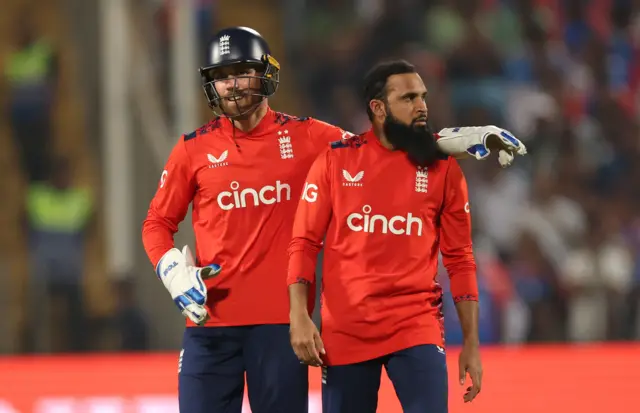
[156,245,221,326]
[436,126,527,168]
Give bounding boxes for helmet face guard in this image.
[199,54,280,118]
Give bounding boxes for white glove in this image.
[436,126,527,168]
[155,245,221,326]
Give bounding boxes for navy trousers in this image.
[322,344,448,413]
[178,324,308,413]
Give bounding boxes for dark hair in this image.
[363,60,417,121]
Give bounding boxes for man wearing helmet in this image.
[142,27,526,413]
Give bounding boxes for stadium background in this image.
[0,0,638,411]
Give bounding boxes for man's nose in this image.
[414,99,428,113]
[219,77,238,91]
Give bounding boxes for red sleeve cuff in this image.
[287,249,316,286]
[453,294,479,303]
[142,220,175,269]
[449,270,479,303]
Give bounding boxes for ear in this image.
[369,99,386,119]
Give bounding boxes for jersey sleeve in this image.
[287,149,334,285]
[142,137,196,267]
[306,117,354,151]
[439,159,479,303]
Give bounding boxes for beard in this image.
[382,112,442,167]
[219,93,263,118]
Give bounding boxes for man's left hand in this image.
[437,126,527,168]
[458,343,483,403]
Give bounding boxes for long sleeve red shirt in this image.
[142,109,347,327]
[287,129,478,366]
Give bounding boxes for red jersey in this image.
[142,109,347,327]
[287,129,478,366]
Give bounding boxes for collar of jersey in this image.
[219,107,278,138]
[365,128,406,157]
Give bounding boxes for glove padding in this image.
[437,126,527,168]
[156,246,221,326]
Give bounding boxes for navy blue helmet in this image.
[199,27,280,115]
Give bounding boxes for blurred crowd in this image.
[3,0,640,353]
[295,0,640,344]
[2,4,149,353]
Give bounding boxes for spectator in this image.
[4,9,58,183]
[24,157,94,353]
[113,278,150,352]
[559,216,633,342]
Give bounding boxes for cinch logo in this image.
[346,205,423,236]
[217,180,291,210]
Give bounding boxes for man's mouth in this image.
[226,92,247,102]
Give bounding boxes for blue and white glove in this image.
[156,245,221,326]
[437,126,527,168]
